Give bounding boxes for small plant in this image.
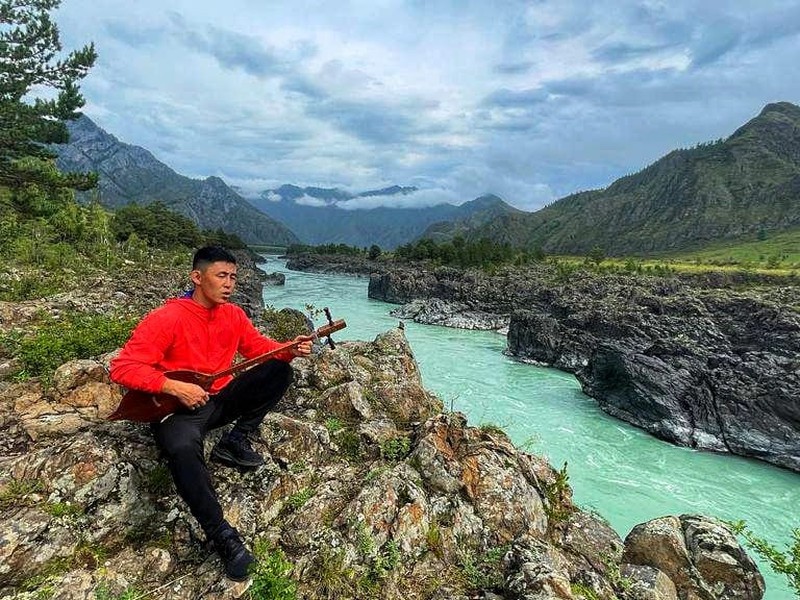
[74,540,109,569]
[144,464,172,495]
[571,582,601,600]
[0,477,44,509]
[311,546,358,599]
[43,501,84,519]
[478,422,507,437]
[542,462,574,524]
[247,540,298,600]
[369,539,401,580]
[456,543,508,591]
[284,487,313,512]
[94,583,146,600]
[379,436,411,461]
[324,417,344,434]
[600,551,632,592]
[426,523,444,558]
[356,520,376,558]
[335,429,363,462]
[94,581,150,600]
[20,556,72,598]
[729,520,800,597]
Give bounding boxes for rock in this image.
[622,515,765,600]
[620,564,678,600]
[285,253,382,276]
[264,271,286,286]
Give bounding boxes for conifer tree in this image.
[0,0,97,189]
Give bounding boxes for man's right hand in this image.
[161,379,210,410]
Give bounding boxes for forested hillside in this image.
[54,116,299,246]
[452,102,800,256]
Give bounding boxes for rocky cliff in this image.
[367,265,800,473]
[0,260,766,599]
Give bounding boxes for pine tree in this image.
[0,0,97,189]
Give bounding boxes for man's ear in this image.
[190,269,202,286]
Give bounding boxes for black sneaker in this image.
[211,431,265,468]
[212,525,255,581]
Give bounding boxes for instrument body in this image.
[108,318,346,423]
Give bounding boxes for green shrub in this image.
[10,312,136,379]
[379,436,411,461]
[247,541,298,600]
[729,520,800,597]
[262,305,312,341]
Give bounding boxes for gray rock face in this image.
[368,264,800,473]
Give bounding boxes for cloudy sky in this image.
[54,0,800,211]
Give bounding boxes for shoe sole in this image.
[211,448,264,468]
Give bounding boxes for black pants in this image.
[151,359,293,537]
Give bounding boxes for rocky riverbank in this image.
[0,253,767,599]
[368,264,800,474]
[284,252,385,276]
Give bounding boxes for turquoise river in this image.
[260,255,799,600]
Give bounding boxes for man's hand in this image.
[291,335,314,357]
[162,378,209,410]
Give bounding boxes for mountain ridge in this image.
[253,187,520,248]
[55,116,300,246]
[434,101,800,255]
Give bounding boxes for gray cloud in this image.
[55,0,800,213]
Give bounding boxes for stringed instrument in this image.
[108,310,346,423]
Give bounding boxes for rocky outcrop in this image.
[368,265,800,473]
[285,252,384,277]
[264,272,286,286]
[0,328,763,599]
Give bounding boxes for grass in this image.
[247,540,298,600]
[543,228,800,276]
[660,228,800,270]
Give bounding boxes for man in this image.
[110,246,312,581]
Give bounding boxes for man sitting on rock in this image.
[110,246,312,581]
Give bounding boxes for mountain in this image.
[252,186,520,248]
[55,116,300,246]
[419,194,525,242]
[447,102,800,255]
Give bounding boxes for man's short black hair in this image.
[192,246,237,270]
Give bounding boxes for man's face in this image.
[191,261,237,307]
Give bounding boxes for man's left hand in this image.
[291,336,314,357]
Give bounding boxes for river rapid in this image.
[260,255,799,600]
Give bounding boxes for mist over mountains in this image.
[252,186,521,249]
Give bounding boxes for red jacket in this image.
[110,298,292,394]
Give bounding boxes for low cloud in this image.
[295,195,329,207]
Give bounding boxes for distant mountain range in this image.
[54,101,800,255]
[55,116,299,246]
[251,186,521,249]
[438,102,800,255]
